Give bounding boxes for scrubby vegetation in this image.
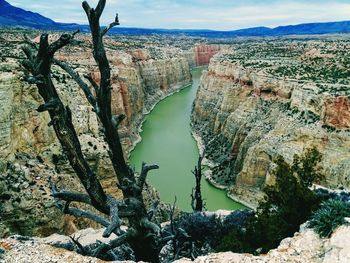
[308,199,350,238]
[215,148,323,254]
[217,37,350,93]
[159,147,327,260]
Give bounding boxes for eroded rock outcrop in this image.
[192,40,350,208]
[194,44,221,66]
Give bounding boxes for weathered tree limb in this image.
[48,176,93,206]
[47,30,79,57]
[103,196,122,237]
[138,163,159,190]
[191,153,204,212]
[69,235,87,256]
[147,201,159,220]
[92,230,132,257]
[84,73,100,95]
[53,59,98,110]
[101,13,120,36]
[64,206,111,227]
[22,31,109,214]
[22,35,38,53]
[111,114,126,129]
[140,218,160,234]
[83,0,133,185]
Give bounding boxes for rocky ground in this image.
[1,223,349,263]
[192,35,350,208]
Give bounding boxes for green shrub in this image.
[249,149,322,252]
[217,148,322,254]
[308,199,350,237]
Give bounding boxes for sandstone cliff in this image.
[0,31,193,237]
[194,44,221,66]
[192,39,350,208]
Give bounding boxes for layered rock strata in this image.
[194,44,221,66]
[192,39,350,208]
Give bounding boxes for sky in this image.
[7,0,350,30]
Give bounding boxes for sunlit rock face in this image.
[194,44,221,66]
[192,42,350,207]
[0,32,192,237]
[322,96,350,129]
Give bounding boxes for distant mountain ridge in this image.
[0,0,80,30]
[1,0,350,37]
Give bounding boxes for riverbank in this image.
[191,130,255,210]
[128,80,192,157]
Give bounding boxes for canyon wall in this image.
[0,33,193,237]
[194,44,221,66]
[192,52,350,208]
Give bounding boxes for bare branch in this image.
[111,114,126,129]
[138,162,159,189]
[53,59,97,109]
[109,229,133,249]
[37,98,60,113]
[95,0,106,19]
[83,0,133,185]
[69,235,87,255]
[21,45,36,62]
[26,74,45,85]
[191,153,204,212]
[23,34,38,50]
[49,177,92,205]
[141,218,160,235]
[103,196,122,237]
[65,206,111,227]
[93,230,131,257]
[37,34,49,59]
[84,73,100,94]
[101,13,120,36]
[82,1,92,17]
[47,30,79,57]
[147,201,159,220]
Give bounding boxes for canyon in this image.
[192,37,350,208]
[0,29,221,237]
[1,27,350,262]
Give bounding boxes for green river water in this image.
[129,67,244,212]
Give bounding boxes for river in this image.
[129,67,244,212]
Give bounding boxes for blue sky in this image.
[7,0,350,30]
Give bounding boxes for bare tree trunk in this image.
[191,154,204,212]
[21,1,161,262]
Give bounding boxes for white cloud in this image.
[6,0,350,30]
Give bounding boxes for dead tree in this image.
[191,153,204,212]
[21,1,161,262]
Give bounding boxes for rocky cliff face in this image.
[192,39,350,207]
[194,44,221,66]
[0,32,193,237]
